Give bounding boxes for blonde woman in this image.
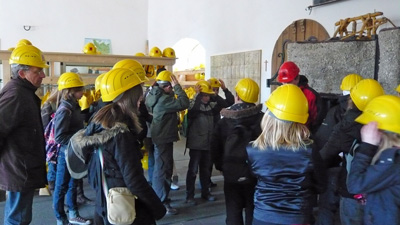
[246,84,325,225]
[347,95,400,225]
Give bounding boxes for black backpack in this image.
[222,124,254,183]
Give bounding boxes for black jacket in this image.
[210,103,263,176]
[76,122,166,224]
[0,78,47,191]
[348,143,400,225]
[320,108,362,198]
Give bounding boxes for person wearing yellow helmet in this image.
[0,44,48,225]
[145,70,189,215]
[313,73,363,225]
[69,67,166,224]
[185,80,220,205]
[207,77,234,112]
[211,78,264,225]
[52,72,92,225]
[347,95,400,225]
[247,84,325,225]
[319,78,384,225]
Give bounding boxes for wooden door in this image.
[270,19,330,88]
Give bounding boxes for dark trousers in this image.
[186,149,212,198]
[224,180,256,225]
[152,142,174,203]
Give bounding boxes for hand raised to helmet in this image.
[219,79,227,90]
[171,74,179,87]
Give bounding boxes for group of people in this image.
[1,41,400,225]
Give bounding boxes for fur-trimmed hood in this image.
[72,122,130,152]
[220,103,263,120]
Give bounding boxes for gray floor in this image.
[0,137,227,225]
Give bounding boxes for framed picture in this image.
[84,38,112,54]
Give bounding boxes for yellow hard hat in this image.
[396,84,400,93]
[266,84,309,124]
[145,65,155,78]
[208,78,221,88]
[355,95,400,134]
[79,94,91,111]
[141,154,149,170]
[83,43,98,55]
[235,78,259,103]
[162,47,176,58]
[156,70,172,83]
[135,52,146,57]
[196,80,215,95]
[58,72,84,90]
[113,59,148,82]
[9,45,49,68]
[16,39,32,48]
[95,73,106,93]
[340,73,363,91]
[100,68,142,102]
[149,47,162,57]
[350,79,384,111]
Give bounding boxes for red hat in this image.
[278,61,300,83]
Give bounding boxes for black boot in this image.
[76,179,94,205]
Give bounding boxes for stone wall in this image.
[286,28,400,95]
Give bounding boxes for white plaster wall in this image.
[148,0,400,103]
[0,0,148,54]
[0,0,399,102]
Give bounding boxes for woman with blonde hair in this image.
[347,95,400,225]
[246,84,325,225]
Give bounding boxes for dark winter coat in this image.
[0,78,47,192]
[54,99,84,153]
[320,108,362,198]
[145,85,189,145]
[348,143,400,225]
[210,88,234,124]
[74,122,166,224]
[246,143,326,224]
[210,103,263,178]
[186,93,219,150]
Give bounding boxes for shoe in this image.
[164,203,178,215]
[69,216,92,225]
[77,195,95,206]
[170,183,180,190]
[185,198,197,206]
[201,193,216,201]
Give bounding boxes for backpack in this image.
[44,113,60,164]
[222,124,254,183]
[44,105,70,164]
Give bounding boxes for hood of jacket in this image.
[220,103,263,120]
[71,122,130,163]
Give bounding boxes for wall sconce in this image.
[23,25,32,31]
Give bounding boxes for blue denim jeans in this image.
[4,190,35,225]
[53,149,79,224]
[47,162,57,182]
[144,137,155,185]
[152,142,173,202]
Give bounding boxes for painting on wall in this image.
[84,38,112,54]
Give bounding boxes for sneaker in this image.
[185,198,197,206]
[69,216,92,225]
[170,183,180,190]
[164,203,178,215]
[201,193,216,201]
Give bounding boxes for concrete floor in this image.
[0,137,227,225]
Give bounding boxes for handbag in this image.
[98,148,137,225]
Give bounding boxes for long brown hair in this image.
[92,85,143,132]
